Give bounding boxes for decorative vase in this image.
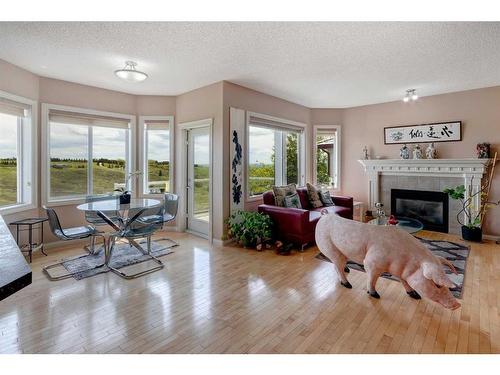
[399,144,410,159]
[119,193,131,205]
[425,143,438,159]
[412,144,423,159]
[476,143,491,159]
[461,225,482,242]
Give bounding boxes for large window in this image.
[0,93,35,212]
[247,113,304,197]
[314,125,340,190]
[142,119,171,195]
[46,108,132,201]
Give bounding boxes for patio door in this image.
[186,126,210,236]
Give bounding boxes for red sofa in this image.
[258,187,353,250]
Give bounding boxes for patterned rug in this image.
[61,239,177,280]
[315,238,470,298]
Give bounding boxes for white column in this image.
[464,173,483,225]
[367,170,380,211]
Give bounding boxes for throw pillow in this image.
[273,184,297,207]
[306,183,323,208]
[319,190,335,206]
[283,192,302,209]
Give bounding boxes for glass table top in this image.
[77,198,161,212]
[368,216,424,234]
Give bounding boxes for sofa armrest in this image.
[258,204,310,233]
[331,195,354,211]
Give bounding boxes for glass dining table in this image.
[77,198,162,274]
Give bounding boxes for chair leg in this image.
[106,236,164,280]
[84,234,105,255]
[43,251,106,281]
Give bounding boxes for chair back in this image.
[85,194,118,224]
[43,206,65,240]
[125,205,164,237]
[163,193,179,221]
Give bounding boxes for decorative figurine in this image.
[362,145,370,160]
[426,142,438,159]
[374,202,386,224]
[476,143,491,159]
[399,144,410,160]
[387,215,399,225]
[412,144,423,159]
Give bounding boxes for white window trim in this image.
[0,90,38,215]
[246,111,306,201]
[41,103,136,206]
[138,115,175,198]
[312,124,342,192]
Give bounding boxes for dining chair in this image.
[84,194,120,254]
[42,206,105,281]
[107,205,165,279]
[156,193,179,248]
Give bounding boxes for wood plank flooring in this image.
[0,230,499,354]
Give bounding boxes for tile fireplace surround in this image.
[358,159,492,234]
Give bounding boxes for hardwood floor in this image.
[0,230,499,354]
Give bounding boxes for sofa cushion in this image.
[296,188,310,209]
[306,183,323,208]
[319,190,335,206]
[283,192,302,209]
[272,183,297,207]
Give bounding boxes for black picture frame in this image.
[383,121,462,145]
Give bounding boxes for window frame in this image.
[0,90,37,215]
[41,103,136,206]
[138,115,175,198]
[312,124,341,192]
[245,111,306,201]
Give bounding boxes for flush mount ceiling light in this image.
[403,89,418,102]
[114,61,148,82]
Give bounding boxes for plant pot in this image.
[461,225,482,242]
[119,193,131,205]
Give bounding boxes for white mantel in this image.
[358,158,492,225]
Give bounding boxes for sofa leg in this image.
[299,243,308,252]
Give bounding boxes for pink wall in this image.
[0,59,39,100]
[312,86,500,236]
[176,82,225,240]
[223,81,312,212]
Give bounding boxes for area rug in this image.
[315,238,470,298]
[61,239,177,280]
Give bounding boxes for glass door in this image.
[187,126,210,236]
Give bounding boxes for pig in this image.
[315,211,461,310]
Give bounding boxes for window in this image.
[45,107,132,202]
[141,117,173,195]
[0,93,35,213]
[313,125,341,190]
[247,113,305,197]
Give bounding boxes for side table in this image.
[9,217,48,263]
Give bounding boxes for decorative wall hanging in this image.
[230,107,246,213]
[384,121,462,145]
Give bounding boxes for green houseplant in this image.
[443,179,498,242]
[225,210,273,249]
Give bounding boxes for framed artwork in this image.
[384,121,462,145]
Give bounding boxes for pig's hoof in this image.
[367,290,380,299]
[340,281,352,289]
[344,267,350,273]
[407,290,421,300]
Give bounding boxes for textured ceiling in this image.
[1,22,500,107]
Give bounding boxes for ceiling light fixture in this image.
[403,89,418,102]
[114,61,148,82]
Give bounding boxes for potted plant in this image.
[443,181,498,242]
[114,187,131,204]
[225,210,273,249]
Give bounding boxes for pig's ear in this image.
[422,262,455,288]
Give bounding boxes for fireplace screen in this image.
[391,189,449,233]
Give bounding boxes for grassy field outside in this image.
[0,159,17,206]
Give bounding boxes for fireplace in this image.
[391,189,449,233]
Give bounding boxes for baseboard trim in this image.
[483,234,500,242]
[212,238,235,247]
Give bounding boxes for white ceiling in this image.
[1,22,500,108]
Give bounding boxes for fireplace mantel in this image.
[358,158,490,177]
[358,158,492,225]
